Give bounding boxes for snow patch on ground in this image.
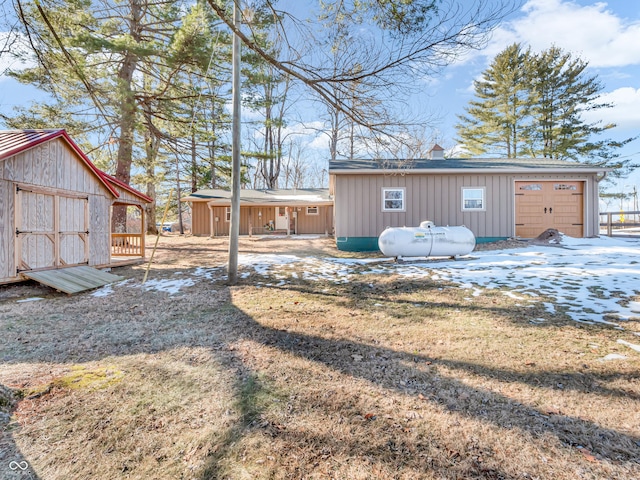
[91,285,114,298]
[602,353,627,361]
[617,339,640,352]
[142,278,195,295]
[133,236,640,330]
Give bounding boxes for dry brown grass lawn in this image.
[1,235,639,480]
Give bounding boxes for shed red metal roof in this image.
[101,172,153,204]
[0,129,151,204]
[0,129,65,160]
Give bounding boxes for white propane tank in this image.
[378,221,476,258]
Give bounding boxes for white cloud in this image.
[583,86,640,129]
[457,1,640,134]
[308,134,329,151]
[486,0,640,68]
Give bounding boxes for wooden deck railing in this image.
[111,233,145,257]
[599,210,640,237]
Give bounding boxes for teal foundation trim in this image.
[336,236,508,251]
[475,237,508,244]
[336,236,380,252]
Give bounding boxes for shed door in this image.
[515,181,584,238]
[58,196,89,266]
[16,188,89,273]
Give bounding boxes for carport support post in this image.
[227,0,241,285]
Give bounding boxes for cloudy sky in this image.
[433,0,640,196]
[469,0,639,129]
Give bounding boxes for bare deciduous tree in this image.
[208,0,516,140]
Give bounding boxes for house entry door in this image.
[275,206,288,230]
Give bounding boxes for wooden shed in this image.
[0,129,152,285]
[329,150,610,251]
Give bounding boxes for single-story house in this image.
[0,129,153,284]
[182,188,334,236]
[329,146,610,251]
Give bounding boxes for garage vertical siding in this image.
[585,175,599,236]
[334,173,516,240]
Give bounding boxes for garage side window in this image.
[225,207,231,222]
[306,206,319,215]
[382,187,406,212]
[462,187,485,211]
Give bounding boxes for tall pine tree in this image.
[456,43,636,175]
[456,43,534,158]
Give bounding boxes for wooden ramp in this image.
[22,266,124,294]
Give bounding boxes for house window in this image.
[382,188,405,212]
[306,206,319,215]
[225,207,231,222]
[462,187,485,211]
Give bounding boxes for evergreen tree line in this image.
[2,0,334,232]
[456,43,636,176]
[1,0,517,234]
[7,3,632,234]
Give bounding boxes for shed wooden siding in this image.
[89,194,112,266]
[2,139,109,196]
[333,172,600,239]
[0,178,15,280]
[112,187,146,206]
[0,138,115,282]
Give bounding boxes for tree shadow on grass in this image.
[199,368,522,480]
[1,386,41,480]
[278,281,640,401]
[233,309,640,460]
[196,293,640,478]
[1,272,639,478]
